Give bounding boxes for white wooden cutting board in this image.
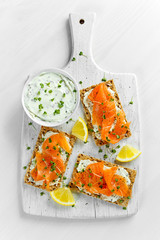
[21,13,141,219]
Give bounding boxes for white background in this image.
[0,0,160,239]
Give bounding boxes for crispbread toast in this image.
[69,154,136,207]
[80,80,131,146]
[24,126,76,191]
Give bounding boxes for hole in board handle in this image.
[79,19,85,24]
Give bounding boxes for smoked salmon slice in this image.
[42,133,72,154]
[88,82,130,144]
[73,162,130,198]
[31,133,70,188]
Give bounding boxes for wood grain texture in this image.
[21,13,141,218]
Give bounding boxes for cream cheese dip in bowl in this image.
[22,68,80,127]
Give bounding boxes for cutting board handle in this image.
[69,13,96,61]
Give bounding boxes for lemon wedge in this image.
[72,117,88,142]
[116,144,141,162]
[50,187,75,206]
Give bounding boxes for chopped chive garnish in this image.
[82,184,85,187]
[42,158,45,161]
[103,154,108,159]
[63,176,67,180]
[65,152,69,158]
[129,97,133,105]
[127,196,131,199]
[101,102,104,105]
[44,89,47,93]
[46,146,49,149]
[102,115,106,119]
[48,90,52,93]
[102,78,106,82]
[117,113,120,116]
[73,89,77,92]
[58,84,61,88]
[75,163,78,168]
[72,57,76,61]
[99,185,103,189]
[79,81,82,84]
[123,207,127,210]
[40,83,44,88]
[46,82,50,86]
[49,138,52,143]
[54,109,60,115]
[38,97,41,101]
[51,98,54,101]
[115,178,118,182]
[43,111,47,115]
[50,166,56,172]
[110,98,114,102]
[88,183,92,187]
[26,146,30,150]
[106,144,109,148]
[58,101,64,108]
[44,166,47,169]
[117,186,120,189]
[40,192,45,196]
[111,189,115,192]
[28,122,32,125]
[53,146,56,150]
[106,137,110,142]
[37,91,40,95]
[111,149,116,153]
[116,135,120,139]
[116,145,121,149]
[23,166,27,169]
[39,104,43,110]
[34,97,38,101]
[88,128,94,132]
[62,93,66,97]
[43,175,46,178]
[79,51,83,56]
[98,148,103,153]
[41,138,45,142]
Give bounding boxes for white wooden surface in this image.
[1,0,160,239]
[21,13,140,218]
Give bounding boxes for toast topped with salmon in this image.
[80,81,131,146]
[69,154,137,207]
[24,126,76,191]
